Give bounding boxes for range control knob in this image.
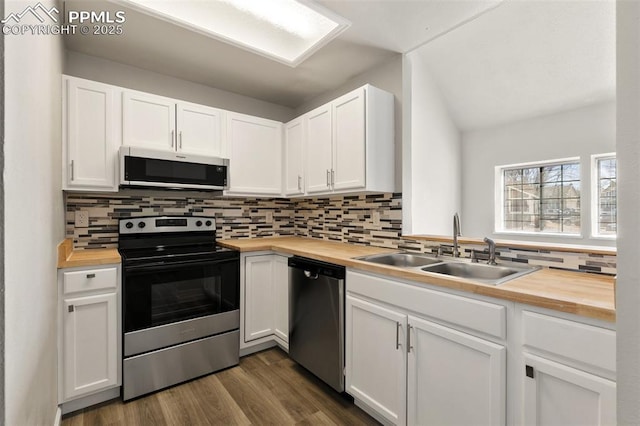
[138,222,146,229]
[196,220,203,227]
[205,220,212,227]
[125,222,133,229]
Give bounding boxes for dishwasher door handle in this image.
[303,270,319,279]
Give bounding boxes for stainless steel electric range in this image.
[118,216,239,401]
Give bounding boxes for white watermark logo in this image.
[2,2,125,36]
[1,2,58,24]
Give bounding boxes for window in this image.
[593,154,617,237]
[500,159,581,234]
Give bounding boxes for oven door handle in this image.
[124,257,236,271]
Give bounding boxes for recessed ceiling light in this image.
[113,0,351,67]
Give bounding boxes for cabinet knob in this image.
[68,305,74,313]
[86,273,96,279]
[525,365,535,379]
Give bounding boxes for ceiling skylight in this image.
[116,0,351,67]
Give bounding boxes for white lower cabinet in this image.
[408,315,505,426]
[58,264,121,407]
[519,307,616,426]
[242,253,289,352]
[346,295,407,425]
[522,354,616,426]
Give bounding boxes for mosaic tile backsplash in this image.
[65,191,616,275]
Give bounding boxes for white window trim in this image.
[591,152,617,240]
[495,157,582,237]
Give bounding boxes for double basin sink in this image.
[355,252,540,285]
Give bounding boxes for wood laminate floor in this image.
[62,348,379,426]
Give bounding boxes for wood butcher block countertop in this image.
[219,236,615,322]
[57,239,121,269]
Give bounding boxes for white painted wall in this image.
[402,50,461,235]
[616,0,640,422]
[65,50,295,123]
[461,101,616,246]
[295,55,403,191]
[4,0,65,424]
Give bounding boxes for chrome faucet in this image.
[453,213,461,258]
[484,237,497,265]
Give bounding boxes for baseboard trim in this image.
[53,407,62,426]
[61,386,120,415]
[239,340,277,357]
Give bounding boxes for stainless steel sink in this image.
[355,252,442,268]
[421,261,540,285]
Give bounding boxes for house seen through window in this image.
[501,161,581,234]
[595,155,617,236]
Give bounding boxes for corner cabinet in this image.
[283,117,305,196]
[305,85,395,195]
[346,270,507,426]
[63,76,120,192]
[225,113,283,196]
[241,253,289,353]
[58,264,121,408]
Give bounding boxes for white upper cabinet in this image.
[283,117,305,196]
[122,91,176,151]
[225,112,282,196]
[332,87,366,190]
[305,104,333,194]
[123,93,225,158]
[304,85,395,196]
[63,76,119,192]
[176,102,225,157]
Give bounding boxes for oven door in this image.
[123,256,239,356]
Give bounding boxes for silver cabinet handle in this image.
[171,130,175,148]
[407,324,413,353]
[331,169,335,186]
[326,169,330,187]
[179,131,183,149]
[297,175,302,191]
[396,321,401,350]
[70,160,75,181]
[68,305,74,313]
[86,273,96,279]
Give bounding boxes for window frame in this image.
[494,157,583,237]
[591,153,617,240]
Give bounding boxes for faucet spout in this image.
[453,213,461,258]
[484,237,497,265]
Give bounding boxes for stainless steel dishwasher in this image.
[288,256,346,393]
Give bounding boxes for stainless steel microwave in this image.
[119,147,229,191]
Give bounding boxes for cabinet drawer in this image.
[522,310,615,375]
[63,267,117,295]
[347,270,506,340]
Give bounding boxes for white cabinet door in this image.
[273,255,289,345]
[226,112,282,195]
[62,292,118,400]
[305,104,332,194]
[244,255,276,342]
[64,77,118,191]
[284,117,305,196]
[523,354,616,426]
[176,102,225,157]
[408,315,506,426]
[122,91,176,150]
[332,87,366,191]
[346,295,407,425]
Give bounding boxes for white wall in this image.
[4,0,65,424]
[461,101,616,246]
[616,0,640,422]
[65,50,295,123]
[295,55,403,192]
[402,50,461,235]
